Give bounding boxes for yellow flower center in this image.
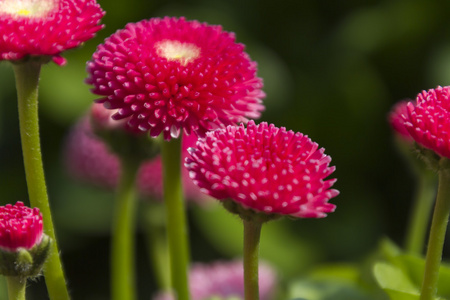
[155,40,201,66]
[0,0,56,18]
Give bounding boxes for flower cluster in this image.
[0,202,43,252]
[0,0,104,65]
[86,17,265,139]
[154,260,277,300]
[402,86,450,159]
[186,121,338,218]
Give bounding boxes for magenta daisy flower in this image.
[86,16,265,140]
[403,86,450,159]
[388,100,414,143]
[0,202,43,252]
[0,0,104,65]
[185,121,339,218]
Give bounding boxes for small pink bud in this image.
[0,202,43,252]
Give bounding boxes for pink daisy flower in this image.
[0,202,43,252]
[0,0,104,66]
[154,260,277,300]
[185,121,339,218]
[86,16,265,140]
[403,86,450,159]
[63,114,208,202]
[388,100,414,143]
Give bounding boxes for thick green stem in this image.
[161,138,190,300]
[111,157,140,300]
[243,219,263,300]
[405,173,437,255]
[13,61,70,300]
[420,166,450,300]
[6,277,26,300]
[143,203,171,291]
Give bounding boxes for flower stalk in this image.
[142,203,171,291]
[161,137,190,300]
[13,61,70,300]
[405,171,436,255]
[6,276,26,300]
[420,159,450,300]
[243,219,263,300]
[111,156,141,300]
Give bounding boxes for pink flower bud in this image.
[0,202,43,252]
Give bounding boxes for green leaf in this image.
[373,262,419,300]
[399,254,450,298]
[288,277,373,300]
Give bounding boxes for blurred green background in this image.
[2,0,450,299]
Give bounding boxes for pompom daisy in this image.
[185,121,338,219]
[86,16,265,140]
[403,86,450,159]
[0,0,104,65]
[0,202,43,252]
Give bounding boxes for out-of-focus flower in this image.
[186,121,338,218]
[0,202,43,252]
[86,16,265,140]
[64,115,207,202]
[388,100,414,143]
[153,260,277,300]
[403,86,450,160]
[0,0,104,65]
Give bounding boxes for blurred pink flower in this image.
[153,260,277,300]
[0,0,104,65]
[186,121,338,218]
[388,100,414,143]
[0,202,43,252]
[86,16,265,140]
[403,86,450,159]
[64,115,207,202]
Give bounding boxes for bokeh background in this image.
[2,0,450,299]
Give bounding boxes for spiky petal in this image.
[388,100,414,142]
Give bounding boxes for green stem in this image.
[161,138,190,300]
[143,203,171,291]
[420,166,450,300]
[13,61,70,300]
[6,277,26,300]
[405,172,437,255]
[243,219,263,300]
[111,157,140,300]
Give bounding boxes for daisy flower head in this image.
[0,202,43,252]
[86,17,265,140]
[403,86,450,160]
[185,121,339,219]
[0,0,105,65]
